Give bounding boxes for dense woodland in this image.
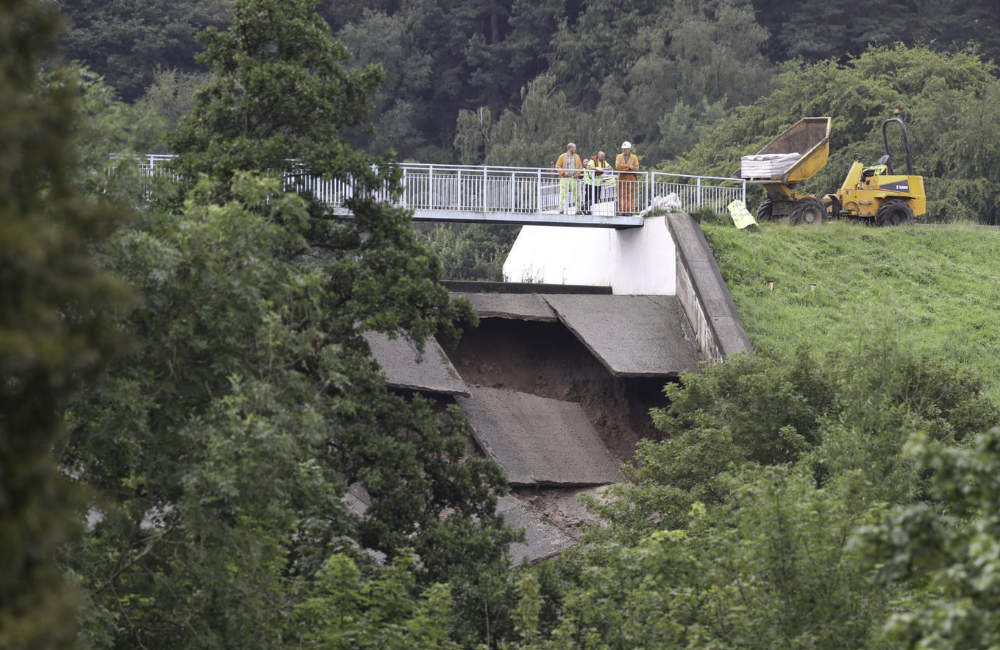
[4,0,1000,648]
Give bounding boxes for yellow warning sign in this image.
[727,200,758,229]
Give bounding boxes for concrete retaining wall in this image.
[666,213,752,360]
[502,216,676,295]
[499,212,750,360]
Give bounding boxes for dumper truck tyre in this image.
[789,197,826,225]
[876,200,915,226]
[756,199,773,221]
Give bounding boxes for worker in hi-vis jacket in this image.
[582,151,611,214]
[615,141,640,214]
[554,142,583,213]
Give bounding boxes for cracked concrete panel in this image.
[364,331,469,396]
[498,495,577,564]
[458,387,623,486]
[452,292,558,322]
[543,294,700,377]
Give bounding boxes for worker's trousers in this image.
[618,174,638,214]
[559,177,579,212]
[581,184,602,214]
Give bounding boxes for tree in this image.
[57,65,166,206]
[336,9,436,158]
[461,0,775,167]
[135,68,213,138]
[502,341,998,648]
[0,1,128,647]
[171,0,384,188]
[753,0,1000,67]
[65,172,514,646]
[66,0,517,645]
[329,0,567,161]
[855,424,1000,648]
[296,553,459,649]
[59,0,229,102]
[415,223,517,281]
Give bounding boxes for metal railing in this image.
[137,154,176,177]
[131,156,746,218]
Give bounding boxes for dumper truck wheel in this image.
[756,199,773,221]
[876,200,915,226]
[789,197,826,225]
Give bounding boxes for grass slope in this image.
[702,221,1000,401]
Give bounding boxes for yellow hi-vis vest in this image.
[585,157,611,186]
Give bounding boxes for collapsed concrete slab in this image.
[364,331,469,396]
[458,386,623,486]
[453,292,558,322]
[542,294,700,377]
[498,495,578,564]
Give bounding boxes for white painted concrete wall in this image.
[502,216,676,295]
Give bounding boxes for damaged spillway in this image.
[364,213,752,563]
[365,285,702,562]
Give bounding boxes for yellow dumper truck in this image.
[744,116,926,226]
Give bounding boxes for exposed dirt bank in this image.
[446,319,674,460]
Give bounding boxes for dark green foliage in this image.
[505,342,999,648]
[60,0,229,102]
[58,0,1000,170]
[510,470,891,649]
[856,425,1000,648]
[0,1,129,647]
[334,0,566,160]
[460,0,774,166]
[63,1,518,645]
[594,343,997,542]
[754,0,1000,65]
[416,224,519,281]
[66,174,514,646]
[171,0,384,188]
[295,553,459,648]
[135,69,213,140]
[60,66,167,206]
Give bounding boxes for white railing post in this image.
[482,166,487,213]
[646,172,652,212]
[536,168,542,214]
[510,171,515,212]
[428,164,435,209]
[696,177,702,208]
[742,179,747,205]
[457,168,462,211]
[401,167,408,208]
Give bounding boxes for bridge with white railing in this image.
[138,155,746,229]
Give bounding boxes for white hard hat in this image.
[621,140,632,149]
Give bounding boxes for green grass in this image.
[701,221,1000,402]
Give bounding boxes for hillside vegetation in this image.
[702,221,1000,401]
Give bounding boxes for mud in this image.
[511,485,611,535]
[446,319,674,461]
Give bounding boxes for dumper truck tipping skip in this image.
[744,116,927,226]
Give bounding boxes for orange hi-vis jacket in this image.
[615,151,639,173]
[555,152,583,177]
